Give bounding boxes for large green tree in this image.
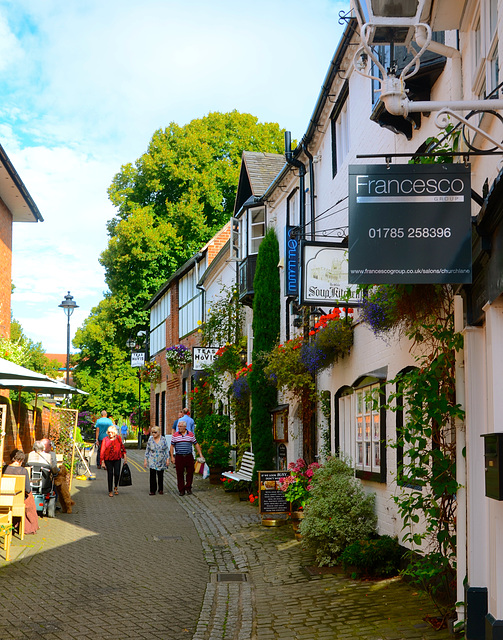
[103,111,285,337]
[249,228,281,472]
[75,111,285,414]
[72,297,148,417]
[2,319,60,376]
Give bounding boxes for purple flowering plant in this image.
[359,286,399,336]
[231,375,250,401]
[165,344,192,373]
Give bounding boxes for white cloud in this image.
[4,0,350,352]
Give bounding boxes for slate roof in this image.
[242,151,285,195]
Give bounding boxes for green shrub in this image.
[197,414,231,442]
[299,456,377,566]
[197,414,231,468]
[340,535,403,578]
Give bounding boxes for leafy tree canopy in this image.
[72,298,148,417]
[3,318,60,376]
[107,110,285,253]
[75,111,285,415]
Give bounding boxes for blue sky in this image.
[3,0,349,352]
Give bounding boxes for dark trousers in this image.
[96,439,104,466]
[174,454,194,493]
[104,460,121,492]
[149,468,164,493]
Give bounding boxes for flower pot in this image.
[290,510,304,540]
[208,465,223,485]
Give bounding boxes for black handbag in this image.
[119,462,132,487]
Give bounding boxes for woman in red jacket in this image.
[100,426,127,497]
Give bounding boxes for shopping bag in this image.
[202,463,210,480]
[119,462,132,487]
[194,460,204,475]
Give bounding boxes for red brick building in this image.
[145,223,231,434]
[0,144,43,460]
[0,144,43,339]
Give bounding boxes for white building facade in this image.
[234,2,503,636]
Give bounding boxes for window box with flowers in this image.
[265,309,353,418]
[165,344,192,374]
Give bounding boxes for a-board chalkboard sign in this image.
[258,471,290,514]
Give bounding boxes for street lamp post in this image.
[126,336,143,450]
[58,292,79,385]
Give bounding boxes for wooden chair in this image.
[221,451,255,483]
[0,475,25,540]
[0,510,13,561]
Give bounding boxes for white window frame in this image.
[355,383,381,474]
[248,206,266,255]
[472,0,499,99]
[179,268,202,338]
[336,101,350,171]
[287,189,299,227]
[331,82,350,178]
[150,291,170,356]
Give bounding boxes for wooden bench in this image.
[221,451,255,483]
[0,475,25,540]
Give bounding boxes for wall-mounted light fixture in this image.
[350,0,503,151]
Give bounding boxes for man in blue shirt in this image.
[95,410,113,468]
[175,408,195,435]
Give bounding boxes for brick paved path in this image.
[0,453,207,640]
[1,449,455,640]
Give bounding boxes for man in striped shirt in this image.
[169,419,203,495]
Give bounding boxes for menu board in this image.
[258,471,290,514]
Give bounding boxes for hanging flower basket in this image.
[165,344,192,374]
[140,360,162,383]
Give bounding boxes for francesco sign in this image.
[348,164,472,284]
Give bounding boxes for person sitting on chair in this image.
[3,450,39,535]
[27,441,58,474]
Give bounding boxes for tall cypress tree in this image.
[249,228,280,472]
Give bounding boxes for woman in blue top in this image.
[143,426,170,495]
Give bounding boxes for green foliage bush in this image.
[197,414,231,468]
[300,457,377,566]
[340,535,403,578]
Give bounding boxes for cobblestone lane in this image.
[1,449,453,640]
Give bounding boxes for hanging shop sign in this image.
[348,164,472,284]
[300,241,361,306]
[130,351,146,368]
[285,226,300,296]
[192,347,219,371]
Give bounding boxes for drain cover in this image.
[217,573,248,582]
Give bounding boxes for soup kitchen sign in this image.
[192,347,219,371]
[348,164,472,284]
[300,241,360,306]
